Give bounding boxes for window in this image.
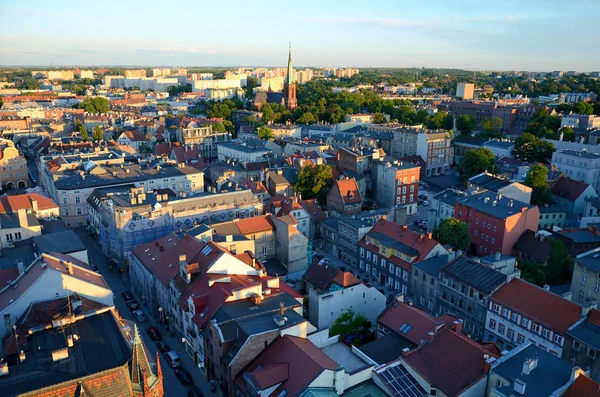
[517,334,525,344]
[263,246,267,255]
[63,197,68,204]
[389,263,394,273]
[15,232,21,240]
[498,324,505,335]
[428,300,433,310]
[367,252,372,261]
[493,226,496,232]
[595,283,599,293]
[582,276,587,286]
[76,208,82,215]
[373,256,378,266]
[578,291,584,302]
[474,231,478,237]
[360,248,365,257]
[395,280,401,291]
[588,348,596,359]
[573,340,581,351]
[496,379,504,388]
[543,329,551,339]
[584,266,589,273]
[507,329,515,340]
[381,258,386,268]
[553,334,562,344]
[489,319,496,329]
[403,271,409,281]
[6,234,13,242]
[491,238,495,245]
[493,304,500,313]
[532,323,540,333]
[511,313,518,322]
[75,196,81,204]
[502,308,509,318]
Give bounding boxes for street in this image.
[75,228,215,397]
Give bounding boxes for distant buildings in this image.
[0,139,29,191]
[123,68,147,78]
[390,126,453,177]
[456,82,475,99]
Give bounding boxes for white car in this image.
[423,200,430,206]
[133,310,146,322]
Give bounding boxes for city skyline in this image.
[1,0,599,71]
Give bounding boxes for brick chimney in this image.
[452,319,464,333]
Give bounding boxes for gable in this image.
[207,253,262,276]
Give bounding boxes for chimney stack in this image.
[31,198,39,214]
[17,208,28,227]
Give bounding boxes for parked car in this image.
[146,327,161,340]
[318,258,330,266]
[314,254,324,261]
[418,194,428,200]
[126,300,139,312]
[133,310,146,323]
[187,388,204,397]
[423,200,430,206]
[165,351,182,368]
[175,368,193,385]
[121,291,134,301]
[155,340,170,353]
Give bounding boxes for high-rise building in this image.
[456,83,475,99]
[283,43,297,110]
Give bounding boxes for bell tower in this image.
[283,43,297,110]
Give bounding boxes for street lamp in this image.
[13,325,19,365]
[158,307,164,324]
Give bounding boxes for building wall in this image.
[372,161,419,215]
[411,267,440,315]
[552,152,600,194]
[563,334,600,383]
[570,262,600,304]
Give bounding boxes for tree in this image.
[513,133,556,163]
[425,111,453,130]
[456,115,477,135]
[257,126,273,140]
[458,148,497,181]
[206,102,232,119]
[432,218,471,250]
[79,97,110,113]
[573,101,594,115]
[92,125,104,142]
[558,126,576,142]
[546,240,574,285]
[295,164,333,204]
[79,124,89,142]
[330,309,367,337]
[524,163,552,205]
[480,117,503,134]
[296,111,317,124]
[213,122,227,133]
[372,112,386,124]
[22,76,40,89]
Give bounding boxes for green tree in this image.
[518,259,548,286]
[206,102,232,119]
[372,112,386,124]
[513,133,556,163]
[456,114,477,135]
[458,148,497,181]
[138,141,155,154]
[92,125,104,142]
[524,163,552,205]
[22,76,40,89]
[330,309,367,337]
[573,101,594,115]
[244,76,259,98]
[296,111,317,124]
[432,218,471,250]
[558,126,576,142]
[546,240,574,285]
[257,126,273,140]
[79,124,89,142]
[295,164,333,204]
[425,111,453,130]
[79,97,110,113]
[213,122,227,133]
[480,117,503,133]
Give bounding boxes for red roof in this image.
[245,363,289,390]
[265,195,303,216]
[236,335,337,397]
[334,178,361,204]
[404,328,499,397]
[377,302,453,345]
[588,309,600,327]
[563,374,600,397]
[332,271,360,288]
[301,199,326,222]
[154,143,171,156]
[0,193,58,214]
[235,215,275,235]
[491,278,582,334]
[551,176,592,202]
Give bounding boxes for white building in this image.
[456,83,475,99]
[192,79,242,92]
[551,149,600,193]
[217,142,272,163]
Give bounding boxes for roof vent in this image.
[52,348,69,362]
[514,378,526,395]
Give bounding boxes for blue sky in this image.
[1,0,599,71]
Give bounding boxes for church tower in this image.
[283,43,297,110]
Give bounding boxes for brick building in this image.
[326,177,362,216]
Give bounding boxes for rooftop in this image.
[456,191,536,219]
[563,374,600,397]
[320,342,368,373]
[483,139,514,149]
[469,172,512,192]
[567,309,600,351]
[557,228,600,244]
[575,248,600,273]
[32,229,87,255]
[414,255,449,276]
[556,148,600,159]
[441,255,506,294]
[551,176,592,202]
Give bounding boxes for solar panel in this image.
[379,364,427,397]
[201,245,212,256]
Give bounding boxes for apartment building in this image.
[320,216,376,268]
[390,126,453,177]
[427,189,465,232]
[570,247,600,305]
[551,176,598,219]
[454,191,540,256]
[124,69,147,78]
[176,120,232,161]
[210,215,276,261]
[326,177,362,217]
[0,138,29,190]
[486,278,584,356]
[358,219,448,295]
[438,255,509,340]
[468,172,532,204]
[371,157,420,215]
[217,141,272,162]
[552,149,600,193]
[563,308,600,383]
[456,83,475,99]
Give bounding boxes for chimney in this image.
[396,295,405,303]
[582,302,598,316]
[452,319,463,333]
[492,200,498,207]
[484,356,496,374]
[225,235,233,242]
[71,297,82,312]
[543,284,550,291]
[522,356,538,375]
[495,251,501,261]
[66,261,73,275]
[402,347,411,357]
[17,208,28,227]
[17,260,25,276]
[31,198,39,214]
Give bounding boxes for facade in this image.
[486,277,584,356]
[210,215,276,261]
[454,191,540,256]
[0,138,29,190]
[427,189,465,232]
[552,149,600,193]
[411,254,450,314]
[325,177,362,217]
[538,203,568,230]
[456,83,475,99]
[0,209,41,249]
[320,217,375,267]
[468,172,532,204]
[358,219,448,295]
[390,126,453,177]
[124,69,147,77]
[438,255,509,340]
[176,121,232,161]
[371,157,420,215]
[570,247,600,305]
[551,176,599,219]
[563,308,600,383]
[483,140,515,159]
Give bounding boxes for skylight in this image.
[399,324,412,334]
[201,245,212,256]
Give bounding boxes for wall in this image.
[68,249,89,264]
[501,207,540,256]
[499,184,532,205]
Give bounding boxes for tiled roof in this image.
[246,363,289,390]
[302,261,339,291]
[0,193,58,214]
[211,215,275,236]
[334,178,361,204]
[404,328,499,397]
[332,271,360,288]
[377,301,454,345]
[236,335,338,397]
[301,199,326,222]
[513,230,552,262]
[562,375,600,397]
[265,195,303,215]
[441,255,506,294]
[551,176,592,202]
[491,278,582,334]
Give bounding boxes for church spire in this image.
[287,42,293,85]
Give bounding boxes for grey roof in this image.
[373,157,421,171]
[218,141,271,154]
[538,203,568,213]
[262,258,288,277]
[368,231,420,257]
[585,197,600,209]
[414,255,449,277]
[442,255,506,294]
[480,253,514,263]
[357,332,413,366]
[0,311,131,396]
[568,313,600,350]
[456,191,536,219]
[33,230,87,255]
[0,212,38,229]
[493,344,574,397]
[575,252,600,273]
[433,189,464,206]
[423,175,462,192]
[453,136,487,147]
[469,173,512,192]
[556,148,600,159]
[558,229,600,244]
[169,189,258,214]
[483,140,514,149]
[186,223,212,238]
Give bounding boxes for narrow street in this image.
[75,228,216,397]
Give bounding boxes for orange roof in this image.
[563,375,600,397]
[334,177,361,204]
[235,215,275,235]
[332,271,360,288]
[0,193,58,214]
[491,278,582,334]
[588,308,600,327]
[378,301,453,345]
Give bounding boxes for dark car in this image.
[121,291,134,301]
[175,368,193,385]
[146,327,161,340]
[187,388,204,397]
[126,300,139,311]
[155,340,170,353]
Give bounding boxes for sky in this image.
[1,0,599,71]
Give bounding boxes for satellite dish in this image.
[484,353,490,359]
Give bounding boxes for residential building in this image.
[456,83,475,99]
[552,149,600,193]
[487,343,579,397]
[0,252,113,338]
[268,123,302,139]
[374,326,499,397]
[570,247,600,305]
[210,215,276,261]
[32,229,89,263]
[217,141,272,162]
[116,130,149,150]
[303,261,385,329]
[563,374,600,397]
[468,172,532,204]
[176,120,232,161]
[345,113,374,124]
[0,192,60,218]
[564,308,600,382]
[513,230,553,264]
[264,195,313,237]
[371,157,420,215]
[124,69,147,78]
[358,219,448,295]
[438,255,509,340]
[411,254,451,314]
[0,301,163,397]
[486,278,584,356]
[326,177,362,217]
[266,169,295,197]
[483,140,515,159]
[427,189,465,231]
[551,176,599,220]
[0,138,29,190]
[453,136,486,164]
[538,203,568,230]
[454,191,540,256]
[0,209,41,249]
[390,126,453,177]
[320,217,376,267]
[555,228,600,256]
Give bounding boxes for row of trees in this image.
[75,121,104,142]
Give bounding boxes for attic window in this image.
[199,308,209,317]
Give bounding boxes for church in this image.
[254,44,298,112]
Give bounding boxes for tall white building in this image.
[552,149,600,193]
[456,83,475,99]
